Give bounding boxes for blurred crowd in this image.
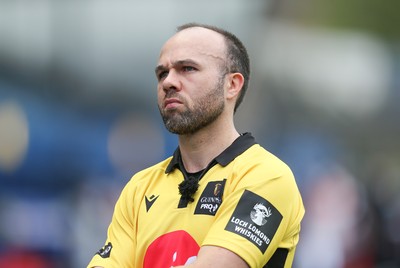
[0,1,399,267]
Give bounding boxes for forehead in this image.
[158,27,227,65]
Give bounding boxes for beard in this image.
[159,76,225,135]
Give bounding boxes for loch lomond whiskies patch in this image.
[225,190,282,253]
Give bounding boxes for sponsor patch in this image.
[225,190,282,253]
[97,242,113,258]
[194,179,226,216]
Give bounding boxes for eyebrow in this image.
[155,59,199,75]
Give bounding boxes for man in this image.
[88,23,304,268]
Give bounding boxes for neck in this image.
[177,115,239,173]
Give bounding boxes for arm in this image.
[173,245,249,268]
[87,180,137,268]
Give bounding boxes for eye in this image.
[182,66,196,72]
[157,71,168,80]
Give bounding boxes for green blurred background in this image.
[0,0,399,267]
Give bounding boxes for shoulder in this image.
[236,144,293,179]
[230,144,302,206]
[232,144,304,224]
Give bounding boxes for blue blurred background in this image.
[0,1,399,267]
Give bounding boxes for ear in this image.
[226,72,244,100]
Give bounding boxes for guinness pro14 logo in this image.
[194,179,226,216]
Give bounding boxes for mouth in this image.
[164,98,183,109]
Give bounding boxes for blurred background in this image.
[0,0,399,267]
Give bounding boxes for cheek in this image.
[157,85,164,97]
[157,94,164,108]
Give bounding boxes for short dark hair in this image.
[177,23,250,113]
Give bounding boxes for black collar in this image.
[165,132,257,174]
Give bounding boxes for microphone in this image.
[178,176,199,203]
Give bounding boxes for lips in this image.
[164,98,183,109]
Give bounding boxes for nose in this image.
[161,70,181,92]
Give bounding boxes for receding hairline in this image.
[175,24,228,49]
[177,23,226,35]
[160,26,229,67]
[177,24,222,36]
[172,24,234,70]
[174,26,227,47]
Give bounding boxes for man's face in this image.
[155,27,228,135]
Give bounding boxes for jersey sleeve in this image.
[87,179,137,268]
[202,154,304,267]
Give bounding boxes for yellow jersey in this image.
[88,133,304,268]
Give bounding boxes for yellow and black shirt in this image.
[88,133,305,268]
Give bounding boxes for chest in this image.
[135,167,231,243]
